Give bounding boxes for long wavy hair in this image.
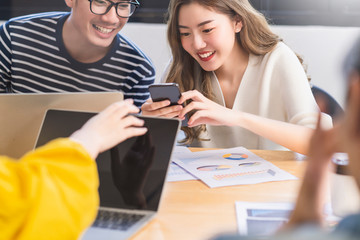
[165,0,299,144]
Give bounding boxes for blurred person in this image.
[212,37,360,240]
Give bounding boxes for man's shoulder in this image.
[115,34,153,64]
[7,12,68,26]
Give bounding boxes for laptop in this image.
[0,92,123,158]
[35,109,181,240]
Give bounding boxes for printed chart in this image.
[223,153,248,160]
[172,147,297,188]
[236,202,294,236]
[235,201,340,236]
[197,165,232,171]
[167,146,197,182]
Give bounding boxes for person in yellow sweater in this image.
[0,99,147,240]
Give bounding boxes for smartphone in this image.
[148,83,188,126]
[148,83,182,105]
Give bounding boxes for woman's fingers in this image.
[187,110,209,126]
[187,109,224,127]
[178,90,206,104]
[179,100,207,118]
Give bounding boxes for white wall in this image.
[121,23,171,83]
[271,25,360,107]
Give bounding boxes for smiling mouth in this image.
[93,24,114,34]
[198,51,215,61]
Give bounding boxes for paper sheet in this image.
[235,202,294,236]
[235,201,340,236]
[172,147,297,188]
[167,146,197,182]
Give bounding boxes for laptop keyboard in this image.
[93,209,146,231]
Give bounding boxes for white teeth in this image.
[94,25,113,34]
[199,51,214,58]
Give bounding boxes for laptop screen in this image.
[36,110,180,211]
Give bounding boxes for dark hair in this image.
[343,37,360,79]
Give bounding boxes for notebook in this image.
[0,92,123,158]
[35,109,181,240]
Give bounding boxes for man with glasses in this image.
[0,0,155,108]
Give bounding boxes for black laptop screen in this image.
[36,110,180,211]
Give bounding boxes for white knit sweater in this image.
[190,42,332,150]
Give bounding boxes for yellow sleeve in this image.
[0,138,99,240]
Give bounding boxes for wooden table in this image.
[132,149,306,240]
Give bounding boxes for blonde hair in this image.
[165,0,295,144]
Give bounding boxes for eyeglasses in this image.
[88,0,139,18]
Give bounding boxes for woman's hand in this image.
[70,99,147,159]
[178,90,236,127]
[141,98,183,118]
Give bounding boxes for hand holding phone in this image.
[148,83,188,126]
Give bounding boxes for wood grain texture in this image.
[132,149,306,240]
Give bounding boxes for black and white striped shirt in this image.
[0,12,155,107]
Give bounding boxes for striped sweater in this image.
[0,12,155,107]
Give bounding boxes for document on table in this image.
[235,201,340,236]
[167,146,197,182]
[172,147,297,188]
[235,202,294,236]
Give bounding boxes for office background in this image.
[1,0,360,26]
[1,0,360,106]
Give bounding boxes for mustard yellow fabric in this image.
[0,138,99,240]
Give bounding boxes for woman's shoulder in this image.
[251,42,297,65]
[254,41,300,69]
[267,41,297,59]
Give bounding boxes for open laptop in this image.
[35,109,181,240]
[0,92,123,158]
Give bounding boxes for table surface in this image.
[131,149,306,240]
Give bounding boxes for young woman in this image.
[141,0,332,154]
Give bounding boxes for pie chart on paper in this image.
[222,153,248,160]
